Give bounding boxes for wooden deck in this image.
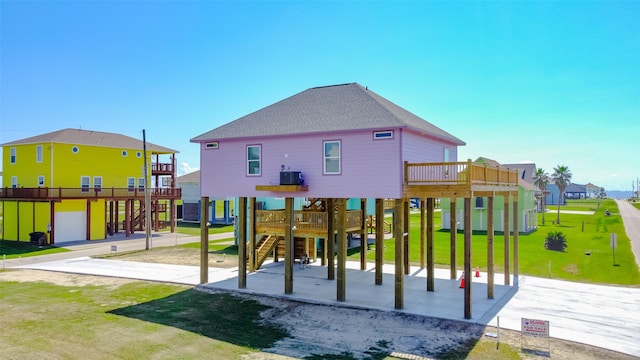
[255,209,362,237]
[0,187,181,201]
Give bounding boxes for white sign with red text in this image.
[521,318,549,338]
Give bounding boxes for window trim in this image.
[138,177,145,190]
[81,176,90,192]
[323,140,341,175]
[373,130,394,140]
[38,175,45,187]
[475,196,485,209]
[205,141,219,150]
[246,144,261,176]
[11,176,18,188]
[10,147,16,164]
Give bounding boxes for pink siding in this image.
[401,129,459,163]
[199,128,460,199]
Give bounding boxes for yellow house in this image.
[0,128,181,244]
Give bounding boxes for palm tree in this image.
[533,168,549,225]
[551,165,572,225]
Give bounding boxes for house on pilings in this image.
[0,128,181,244]
[191,83,519,319]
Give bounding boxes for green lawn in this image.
[174,221,234,236]
[0,240,69,260]
[0,280,288,359]
[348,199,640,286]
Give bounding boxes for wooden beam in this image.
[450,197,457,280]
[394,199,404,309]
[199,196,209,284]
[513,198,519,286]
[464,197,472,320]
[49,201,55,244]
[86,199,91,240]
[326,198,335,280]
[375,198,384,285]
[285,197,294,294]
[336,198,347,302]
[237,197,247,289]
[487,196,494,299]
[426,197,435,292]
[360,198,367,270]
[255,185,308,192]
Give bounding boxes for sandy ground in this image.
[2,262,635,360]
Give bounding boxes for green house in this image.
[440,158,538,233]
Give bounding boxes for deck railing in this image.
[255,209,363,233]
[151,162,174,174]
[404,160,518,186]
[0,187,181,200]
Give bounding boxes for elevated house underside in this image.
[200,160,520,320]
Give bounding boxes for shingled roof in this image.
[191,83,465,145]
[2,128,177,154]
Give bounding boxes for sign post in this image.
[610,233,617,266]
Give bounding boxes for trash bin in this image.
[29,232,47,246]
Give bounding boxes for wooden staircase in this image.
[249,234,281,270]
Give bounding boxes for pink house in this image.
[191,83,519,319]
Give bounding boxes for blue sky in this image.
[1,1,638,191]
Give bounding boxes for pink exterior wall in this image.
[401,129,459,163]
[199,128,458,199]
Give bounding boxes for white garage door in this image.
[54,211,86,243]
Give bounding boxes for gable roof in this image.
[473,157,505,168]
[502,163,537,184]
[177,170,200,184]
[191,83,465,145]
[565,183,587,193]
[2,128,177,154]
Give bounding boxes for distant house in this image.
[545,184,562,205]
[176,170,233,225]
[585,182,602,198]
[441,158,538,233]
[1,128,181,243]
[565,183,587,200]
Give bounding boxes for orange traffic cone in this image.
[475,266,480,278]
[459,272,465,288]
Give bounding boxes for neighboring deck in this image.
[0,187,181,202]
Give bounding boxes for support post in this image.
[86,199,91,240]
[249,197,256,272]
[394,199,404,309]
[464,197,472,319]
[199,196,209,284]
[285,197,294,294]
[360,198,367,270]
[450,197,457,280]
[513,196,519,286]
[326,198,335,280]
[403,200,410,275]
[336,198,347,301]
[504,194,511,286]
[420,198,426,269]
[426,197,435,291]
[237,197,247,289]
[487,196,495,299]
[375,198,384,285]
[49,201,55,244]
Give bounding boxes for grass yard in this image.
[348,199,640,286]
[175,221,234,236]
[0,240,69,260]
[0,279,287,359]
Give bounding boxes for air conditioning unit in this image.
[280,171,303,185]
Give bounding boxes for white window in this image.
[36,145,43,163]
[11,176,18,188]
[38,175,45,187]
[444,147,450,176]
[323,140,341,174]
[81,176,90,192]
[138,178,145,190]
[10,148,16,164]
[94,176,102,191]
[128,177,135,191]
[373,130,393,140]
[205,141,219,150]
[247,145,261,176]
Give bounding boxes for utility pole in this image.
[143,129,152,250]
